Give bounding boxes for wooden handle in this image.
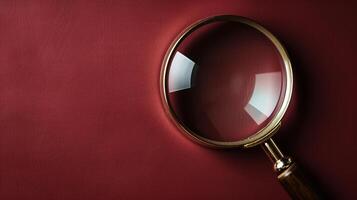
[278,163,320,200]
[262,139,322,199]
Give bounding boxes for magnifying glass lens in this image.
[166,21,286,142]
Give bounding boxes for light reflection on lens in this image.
[244,72,281,125]
[168,52,196,93]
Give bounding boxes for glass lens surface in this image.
[166,21,286,142]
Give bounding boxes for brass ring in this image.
[160,15,293,148]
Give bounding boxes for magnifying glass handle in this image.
[262,138,321,200]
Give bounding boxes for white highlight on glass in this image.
[168,52,196,93]
[244,72,281,124]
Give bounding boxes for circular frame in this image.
[160,15,293,148]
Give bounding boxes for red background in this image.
[0,0,356,199]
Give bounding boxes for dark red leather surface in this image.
[0,1,356,199]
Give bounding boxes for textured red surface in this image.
[0,1,356,199]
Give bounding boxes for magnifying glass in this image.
[160,15,319,199]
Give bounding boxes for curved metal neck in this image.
[262,138,284,162]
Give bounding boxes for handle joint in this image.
[262,138,293,173]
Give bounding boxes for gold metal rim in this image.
[160,15,293,148]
